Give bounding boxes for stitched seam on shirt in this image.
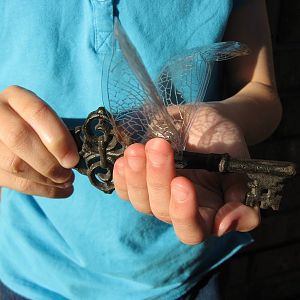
[97,32,112,51]
[90,0,99,52]
[90,0,113,53]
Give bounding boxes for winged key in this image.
[65,19,298,209]
[65,108,298,210]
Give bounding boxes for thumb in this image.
[214,201,261,236]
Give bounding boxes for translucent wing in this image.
[103,18,250,156]
[102,48,151,145]
[102,18,181,152]
[156,42,250,152]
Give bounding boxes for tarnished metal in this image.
[70,107,125,194]
[220,157,297,210]
[180,152,297,210]
[70,107,298,210]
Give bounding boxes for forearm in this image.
[218,0,282,145]
[211,81,282,145]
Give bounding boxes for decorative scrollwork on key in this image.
[72,107,125,193]
[245,173,284,210]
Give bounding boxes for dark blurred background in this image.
[219,1,300,299]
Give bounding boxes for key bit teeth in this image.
[245,177,286,210]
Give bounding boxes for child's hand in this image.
[113,104,261,245]
[0,86,79,198]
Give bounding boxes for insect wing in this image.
[102,19,180,150]
[102,46,149,146]
[103,17,250,156]
[156,41,250,152]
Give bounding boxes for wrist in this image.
[204,83,282,145]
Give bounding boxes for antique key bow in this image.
[68,18,298,210]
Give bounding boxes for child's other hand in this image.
[113,104,260,245]
[0,86,79,198]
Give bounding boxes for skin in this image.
[113,0,281,244]
[0,86,79,198]
[0,0,279,244]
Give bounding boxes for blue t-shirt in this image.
[0,1,251,299]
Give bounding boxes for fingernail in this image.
[61,151,80,168]
[172,185,188,203]
[218,222,232,236]
[127,156,144,172]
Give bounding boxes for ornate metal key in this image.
[67,107,298,210]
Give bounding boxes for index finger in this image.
[3,86,79,168]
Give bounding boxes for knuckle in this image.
[6,124,30,151]
[27,101,51,122]
[8,155,26,175]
